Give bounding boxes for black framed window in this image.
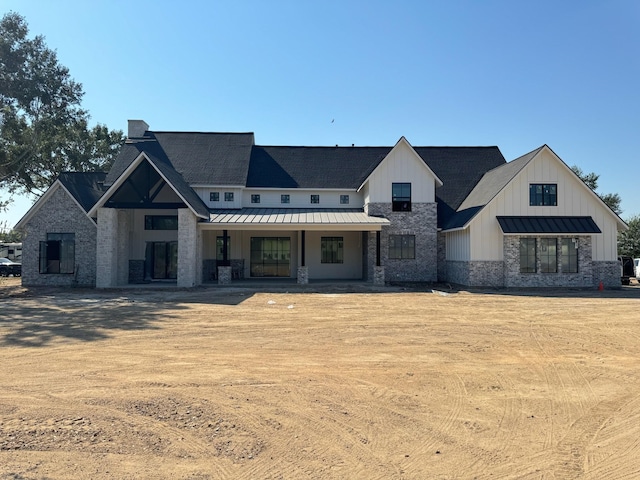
[519,238,536,273]
[39,233,75,274]
[392,183,411,211]
[321,237,344,264]
[210,192,219,202]
[224,192,234,202]
[389,235,415,259]
[310,194,320,204]
[145,215,178,230]
[251,194,261,204]
[540,238,557,273]
[281,194,290,204]
[529,184,557,206]
[561,238,578,273]
[216,235,231,261]
[340,195,349,205]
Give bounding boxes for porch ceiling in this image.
[204,208,389,231]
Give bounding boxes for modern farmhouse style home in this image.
[15,120,627,288]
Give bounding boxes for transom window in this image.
[145,215,178,230]
[281,194,290,204]
[39,233,75,274]
[251,194,261,204]
[310,194,320,204]
[340,195,350,205]
[210,192,219,202]
[519,238,536,273]
[529,184,557,206]
[389,235,415,259]
[224,192,234,202]
[321,237,344,264]
[392,183,411,212]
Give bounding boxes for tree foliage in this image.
[618,215,640,258]
[0,12,123,204]
[570,165,622,215]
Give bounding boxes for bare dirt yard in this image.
[1,276,639,480]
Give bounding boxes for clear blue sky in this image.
[2,0,639,229]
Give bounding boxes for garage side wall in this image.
[21,187,98,287]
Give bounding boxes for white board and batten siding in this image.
[469,147,619,262]
[241,189,364,209]
[364,140,438,204]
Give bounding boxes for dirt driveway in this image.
[1,277,639,479]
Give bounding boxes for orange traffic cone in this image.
[598,281,604,291]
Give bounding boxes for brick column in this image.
[178,209,197,288]
[96,207,118,288]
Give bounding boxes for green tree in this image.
[570,165,622,215]
[618,215,640,258]
[0,12,123,207]
[0,220,23,242]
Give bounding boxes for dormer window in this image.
[392,183,411,212]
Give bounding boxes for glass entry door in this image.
[250,237,290,277]
[145,241,178,279]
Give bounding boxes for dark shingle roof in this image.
[58,172,107,213]
[441,146,542,230]
[106,132,255,186]
[413,147,507,228]
[247,146,392,188]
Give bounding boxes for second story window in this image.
[529,184,557,206]
[310,194,320,204]
[251,194,261,204]
[340,195,350,205]
[210,192,219,202]
[392,183,411,212]
[224,192,234,202]
[281,194,290,204]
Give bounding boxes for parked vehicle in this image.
[619,256,634,285]
[635,258,640,279]
[0,257,21,277]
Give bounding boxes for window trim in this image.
[561,238,579,273]
[310,194,320,204]
[210,192,219,202]
[281,194,290,204]
[224,192,234,202]
[529,184,557,206]
[519,237,537,273]
[251,194,261,204]
[340,194,350,205]
[388,234,415,259]
[39,233,75,274]
[321,237,344,264]
[392,183,412,212]
[540,238,557,273]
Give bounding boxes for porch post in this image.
[177,208,197,288]
[374,229,385,286]
[222,229,229,266]
[96,207,118,288]
[297,230,308,284]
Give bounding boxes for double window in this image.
[392,183,411,212]
[39,233,75,274]
[519,237,578,273]
[529,184,557,206]
[389,235,415,259]
[321,237,344,264]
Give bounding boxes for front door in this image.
[145,242,178,279]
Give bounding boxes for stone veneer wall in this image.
[504,236,595,288]
[444,260,471,286]
[177,209,198,288]
[21,186,98,287]
[592,261,622,288]
[365,203,438,282]
[437,232,447,282]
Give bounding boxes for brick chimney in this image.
[127,120,149,138]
